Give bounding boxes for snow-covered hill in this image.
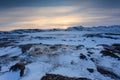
[0,28,120,80]
[1,25,120,34]
[66,25,120,32]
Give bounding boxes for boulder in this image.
[9,63,25,77]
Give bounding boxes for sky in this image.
[0,0,120,31]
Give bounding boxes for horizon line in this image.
[0,25,120,32]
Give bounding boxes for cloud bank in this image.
[0,0,120,31]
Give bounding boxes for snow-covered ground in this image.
[0,31,120,80]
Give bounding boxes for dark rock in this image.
[87,54,91,57]
[83,34,102,38]
[90,58,95,62]
[112,44,120,52]
[87,51,94,57]
[83,34,118,39]
[80,54,86,60]
[87,68,94,73]
[99,43,120,60]
[104,33,120,36]
[97,66,120,79]
[49,46,57,50]
[11,56,19,60]
[100,49,120,60]
[0,66,1,71]
[91,40,96,43]
[9,63,25,77]
[112,44,120,47]
[41,74,91,80]
[87,51,93,55]
[19,44,33,53]
[96,44,109,47]
[76,45,84,50]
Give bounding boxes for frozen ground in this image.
[0,31,120,80]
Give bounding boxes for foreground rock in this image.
[41,74,91,80]
[9,63,25,77]
[100,44,120,60]
[97,66,120,80]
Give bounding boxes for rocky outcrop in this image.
[97,66,120,80]
[41,74,91,80]
[79,54,86,60]
[9,63,25,77]
[100,44,120,60]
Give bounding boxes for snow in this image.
[0,47,22,57]
[0,31,120,80]
[20,62,53,80]
[0,71,20,80]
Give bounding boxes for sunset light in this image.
[0,0,120,31]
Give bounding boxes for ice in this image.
[0,30,120,80]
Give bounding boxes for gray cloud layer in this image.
[1,0,120,9]
[0,0,120,31]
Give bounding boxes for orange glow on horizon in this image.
[1,15,85,31]
[0,6,101,31]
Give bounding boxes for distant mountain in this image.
[0,31,9,34]
[90,25,120,32]
[0,25,120,34]
[65,26,85,31]
[0,29,64,34]
[65,25,120,32]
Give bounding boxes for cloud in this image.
[0,6,81,30]
[0,0,120,31]
[1,0,120,9]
